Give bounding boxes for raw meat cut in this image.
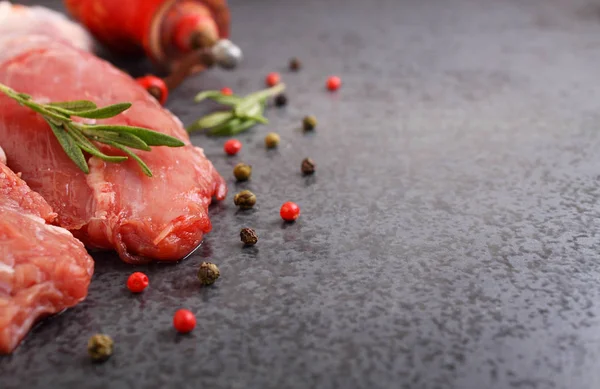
[0,155,94,354]
[0,1,94,52]
[0,34,227,263]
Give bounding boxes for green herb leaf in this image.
[208,118,258,136]
[49,100,98,111]
[194,91,242,106]
[81,124,185,147]
[189,84,285,136]
[189,111,235,131]
[104,141,153,177]
[72,102,132,119]
[46,120,89,173]
[86,130,151,151]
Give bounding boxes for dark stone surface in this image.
[3,0,600,388]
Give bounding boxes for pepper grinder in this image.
[64,0,242,103]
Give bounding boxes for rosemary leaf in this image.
[46,120,89,173]
[71,102,132,119]
[189,111,235,130]
[209,118,257,136]
[79,124,185,147]
[67,125,128,162]
[194,91,241,105]
[49,100,97,111]
[104,141,153,177]
[87,130,151,151]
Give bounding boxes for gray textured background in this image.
[3,0,600,388]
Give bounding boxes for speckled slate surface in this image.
[3,0,600,388]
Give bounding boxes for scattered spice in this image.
[265,72,281,87]
[302,115,317,131]
[233,162,252,181]
[197,261,220,286]
[220,87,233,96]
[240,228,258,245]
[301,158,316,175]
[280,201,300,222]
[274,94,288,107]
[264,132,280,149]
[289,57,301,71]
[234,190,257,209]
[326,75,342,91]
[224,139,242,155]
[87,334,113,362]
[136,75,168,105]
[126,272,149,293]
[173,309,196,333]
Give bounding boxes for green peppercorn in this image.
[289,57,301,71]
[233,162,252,181]
[240,228,258,246]
[265,132,280,149]
[302,115,317,131]
[197,261,220,286]
[233,190,256,209]
[301,157,316,175]
[87,334,113,362]
[274,94,288,107]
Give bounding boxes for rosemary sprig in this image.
[0,82,184,177]
[187,83,285,136]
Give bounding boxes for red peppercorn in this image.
[265,72,281,87]
[224,139,242,155]
[173,309,196,333]
[280,201,300,222]
[326,76,342,91]
[127,272,149,293]
[136,75,168,105]
[221,87,233,96]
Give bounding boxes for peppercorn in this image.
[240,228,258,246]
[289,57,301,71]
[302,115,317,131]
[264,132,280,149]
[136,75,168,105]
[233,190,256,209]
[221,87,233,96]
[197,261,220,286]
[173,309,196,333]
[87,334,113,362]
[126,272,149,293]
[265,72,281,87]
[280,201,301,222]
[326,75,342,91]
[233,163,252,181]
[274,94,288,107]
[301,158,316,175]
[224,139,242,156]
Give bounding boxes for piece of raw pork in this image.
[0,12,227,264]
[0,155,94,354]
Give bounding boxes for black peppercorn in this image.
[289,57,301,71]
[87,334,113,362]
[233,163,252,181]
[302,115,317,131]
[197,262,220,285]
[234,190,257,209]
[240,228,258,245]
[274,94,288,107]
[301,158,315,175]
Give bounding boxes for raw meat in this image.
[0,1,94,52]
[0,35,227,263]
[0,156,94,354]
